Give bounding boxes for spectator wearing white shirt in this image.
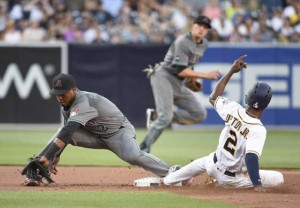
[8,0,23,21]
[3,20,22,43]
[211,13,234,41]
[22,20,46,42]
[268,7,284,32]
[102,0,123,18]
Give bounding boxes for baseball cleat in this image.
[204,176,216,185]
[24,178,40,186]
[146,108,156,130]
[168,165,182,174]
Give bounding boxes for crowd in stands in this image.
[0,0,299,44]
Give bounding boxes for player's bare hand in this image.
[51,156,60,175]
[253,184,266,193]
[231,55,247,73]
[207,70,220,79]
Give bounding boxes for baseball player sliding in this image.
[164,55,284,192]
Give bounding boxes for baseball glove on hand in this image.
[21,156,54,186]
[185,78,202,92]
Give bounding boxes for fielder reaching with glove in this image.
[140,15,220,153]
[164,55,284,192]
[21,73,172,186]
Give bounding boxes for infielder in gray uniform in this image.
[23,73,171,186]
[140,15,220,153]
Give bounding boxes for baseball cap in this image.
[49,73,76,95]
[194,15,211,28]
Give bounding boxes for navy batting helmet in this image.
[245,82,272,110]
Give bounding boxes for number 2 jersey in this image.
[213,96,267,173]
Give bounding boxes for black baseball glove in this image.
[21,156,54,186]
[185,78,202,92]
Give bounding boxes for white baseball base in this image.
[133,177,162,187]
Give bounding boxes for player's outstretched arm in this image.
[209,55,247,106]
[178,67,220,79]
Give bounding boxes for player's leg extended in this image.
[173,87,207,124]
[140,72,174,152]
[259,170,284,187]
[106,126,170,177]
[164,156,208,185]
[219,170,284,188]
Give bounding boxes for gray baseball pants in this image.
[46,124,170,177]
[143,67,207,147]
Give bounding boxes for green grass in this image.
[0,129,299,168]
[0,129,298,208]
[0,191,237,208]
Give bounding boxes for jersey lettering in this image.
[225,114,249,139]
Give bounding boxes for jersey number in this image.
[223,130,237,156]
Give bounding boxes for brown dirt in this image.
[1,166,299,208]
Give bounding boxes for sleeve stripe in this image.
[214,96,221,109]
[246,150,260,158]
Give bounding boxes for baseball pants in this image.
[47,125,170,177]
[143,68,207,145]
[164,152,284,188]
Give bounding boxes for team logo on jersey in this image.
[253,102,259,109]
[70,108,79,117]
[55,80,62,88]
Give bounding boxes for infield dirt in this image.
[1,166,299,208]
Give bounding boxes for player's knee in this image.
[156,113,173,129]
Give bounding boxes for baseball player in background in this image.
[23,73,172,186]
[140,15,220,153]
[163,55,284,192]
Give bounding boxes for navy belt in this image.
[213,153,236,177]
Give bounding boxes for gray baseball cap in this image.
[49,73,76,95]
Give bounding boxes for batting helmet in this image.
[245,82,272,110]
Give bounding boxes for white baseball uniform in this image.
[164,96,284,188]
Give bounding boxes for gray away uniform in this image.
[141,32,208,151]
[51,90,170,176]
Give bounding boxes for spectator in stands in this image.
[211,12,234,41]
[8,0,23,21]
[3,20,22,43]
[45,21,60,42]
[22,20,46,42]
[268,7,284,33]
[203,0,221,20]
[64,22,84,43]
[253,16,274,42]
[0,2,8,35]
[1,0,300,44]
[278,17,295,42]
[237,15,259,41]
